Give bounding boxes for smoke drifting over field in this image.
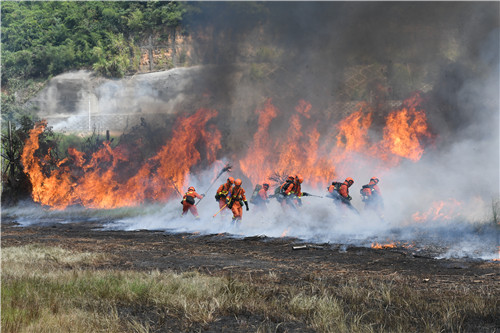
[15,3,499,259]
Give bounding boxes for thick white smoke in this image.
[10,3,499,260]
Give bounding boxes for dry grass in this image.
[2,245,498,332]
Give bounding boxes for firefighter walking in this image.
[226,178,249,223]
[360,177,384,214]
[181,186,205,219]
[215,177,234,215]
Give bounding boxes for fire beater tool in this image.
[213,204,228,218]
[196,163,232,206]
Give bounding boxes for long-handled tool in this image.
[213,204,228,218]
[196,163,232,206]
[168,177,183,198]
[302,192,323,198]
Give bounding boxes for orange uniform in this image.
[258,187,269,201]
[361,177,383,213]
[335,177,354,207]
[252,183,270,211]
[338,181,350,199]
[227,180,248,222]
[215,179,233,210]
[181,187,204,218]
[281,175,304,209]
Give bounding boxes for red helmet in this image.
[188,186,195,191]
[227,177,234,184]
[370,177,379,184]
[263,183,270,189]
[345,177,354,185]
[234,178,242,186]
[295,174,303,184]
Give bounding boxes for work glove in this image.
[302,192,309,196]
[244,201,249,211]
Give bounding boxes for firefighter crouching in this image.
[215,177,234,213]
[328,177,355,209]
[280,174,304,209]
[274,175,295,205]
[226,178,249,223]
[360,177,384,213]
[181,186,205,219]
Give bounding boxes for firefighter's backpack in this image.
[185,195,195,205]
[249,184,262,204]
[327,181,343,199]
[279,179,294,195]
[329,182,343,192]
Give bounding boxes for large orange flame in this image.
[22,93,433,210]
[22,109,220,209]
[380,92,432,162]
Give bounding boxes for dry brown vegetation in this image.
[2,220,499,332]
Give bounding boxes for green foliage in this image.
[1,1,188,85]
[92,33,131,77]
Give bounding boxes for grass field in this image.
[2,244,498,332]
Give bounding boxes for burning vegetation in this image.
[21,92,434,211]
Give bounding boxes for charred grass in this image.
[2,244,498,333]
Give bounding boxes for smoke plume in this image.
[14,2,499,259]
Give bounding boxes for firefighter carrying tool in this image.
[215,177,234,214]
[181,186,205,219]
[328,177,357,212]
[280,174,305,209]
[226,178,249,223]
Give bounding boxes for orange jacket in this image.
[369,180,381,196]
[284,181,302,197]
[258,188,268,200]
[361,180,381,197]
[338,181,351,198]
[216,182,233,198]
[228,186,247,203]
[183,190,203,203]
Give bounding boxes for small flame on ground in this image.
[371,241,414,249]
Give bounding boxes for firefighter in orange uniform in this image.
[215,177,234,212]
[360,177,383,213]
[181,186,205,219]
[328,177,355,210]
[281,174,304,209]
[252,183,270,211]
[226,178,249,223]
